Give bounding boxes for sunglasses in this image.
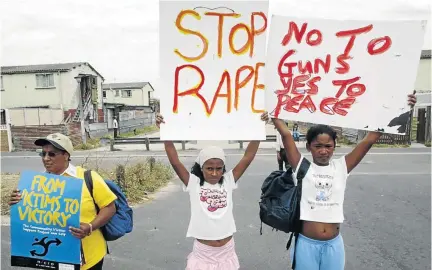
[39,151,62,158]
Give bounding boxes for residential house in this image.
[0,62,105,125]
[413,49,431,116]
[102,82,155,129]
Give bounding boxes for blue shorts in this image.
[290,233,345,270]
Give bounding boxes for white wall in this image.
[415,58,431,92]
[62,63,104,110]
[0,72,63,109]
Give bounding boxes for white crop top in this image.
[293,155,349,223]
[183,170,237,240]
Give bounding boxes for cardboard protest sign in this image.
[159,1,268,140]
[265,16,427,134]
[10,171,83,270]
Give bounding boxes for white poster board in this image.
[159,1,268,140]
[265,15,427,134]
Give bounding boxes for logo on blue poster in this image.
[10,170,83,265]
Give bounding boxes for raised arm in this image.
[345,92,417,174]
[232,141,259,182]
[272,118,301,170]
[344,131,381,174]
[156,114,190,185]
[232,112,268,181]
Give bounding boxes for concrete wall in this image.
[118,109,155,133]
[87,122,108,138]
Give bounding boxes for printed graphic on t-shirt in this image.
[308,172,339,210]
[200,188,227,212]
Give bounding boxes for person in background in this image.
[8,133,117,270]
[292,122,300,141]
[113,117,119,138]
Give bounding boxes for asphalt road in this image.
[1,148,431,270]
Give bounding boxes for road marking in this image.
[1,152,430,159]
[247,172,431,176]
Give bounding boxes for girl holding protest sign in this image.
[271,94,416,270]
[156,111,268,270]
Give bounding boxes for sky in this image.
[1,0,431,97]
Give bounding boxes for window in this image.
[36,73,55,88]
[115,90,119,97]
[122,90,132,98]
[103,91,106,98]
[1,76,3,91]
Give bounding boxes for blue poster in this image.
[10,170,83,269]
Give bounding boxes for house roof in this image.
[1,62,104,80]
[103,82,152,90]
[421,49,431,59]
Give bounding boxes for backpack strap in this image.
[84,170,100,212]
[296,158,311,184]
[83,170,109,254]
[289,158,311,269]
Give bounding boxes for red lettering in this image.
[306,29,323,46]
[278,49,297,77]
[335,54,351,74]
[368,36,392,55]
[173,64,207,113]
[292,75,310,94]
[333,77,365,98]
[298,95,317,113]
[333,97,356,116]
[320,97,338,115]
[281,22,323,47]
[298,61,313,74]
[314,55,331,74]
[271,94,288,118]
[209,71,232,114]
[283,95,303,113]
[281,22,307,46]
[320,97,356,116]
[306,76,321,95]
[336,25,373,55]
[235,66,254,110]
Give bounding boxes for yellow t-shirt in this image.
[62,164,117,270]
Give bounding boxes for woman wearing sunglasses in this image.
[8,133,116,270]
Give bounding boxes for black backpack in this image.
[259,158,310,269]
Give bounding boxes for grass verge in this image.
[117,125,158,138]
[1,158,173,216]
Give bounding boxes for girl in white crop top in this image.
[272,94,417,270]
[156,112,269,270]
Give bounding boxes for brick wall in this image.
[11,123,83,151]
[1,131,9,152]
[97,109,104,123]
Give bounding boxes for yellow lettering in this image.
[18,205,29,220]
[22,190,33,207]
[30,175,66,195]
